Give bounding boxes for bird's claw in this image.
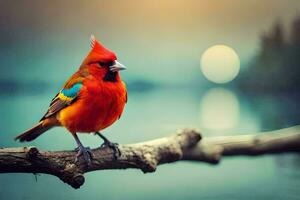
[101,141,121,160]
[75,146,92,166]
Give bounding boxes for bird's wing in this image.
[40,80,83,121]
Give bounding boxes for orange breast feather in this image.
[58,78,127,133]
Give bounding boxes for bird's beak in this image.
[110,61,127,72]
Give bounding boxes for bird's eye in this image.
[99,62,105,67]
[99,61,115,67]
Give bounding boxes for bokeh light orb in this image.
[200,45,240,84]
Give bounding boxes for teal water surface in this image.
[0,87,299,200]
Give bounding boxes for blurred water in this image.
[0,87,300,200]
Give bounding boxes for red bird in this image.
[15,35,127,165]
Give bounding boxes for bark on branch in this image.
[1,126,300,189]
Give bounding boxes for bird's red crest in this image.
[80,35,117,68]
[90,35,103,51]
[89,35,116,61]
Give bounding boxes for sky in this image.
[0,0,300,85]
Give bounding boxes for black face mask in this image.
[103,70,117,82]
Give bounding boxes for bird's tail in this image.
[15,121,52,142]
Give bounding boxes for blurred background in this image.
[1,0,300,199]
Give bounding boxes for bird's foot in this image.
[75,146,92,166]
[101,141,121,160]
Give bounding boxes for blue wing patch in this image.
[41,82,83,120]
[61,83,83,98]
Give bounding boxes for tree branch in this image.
[1,126,300,189]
